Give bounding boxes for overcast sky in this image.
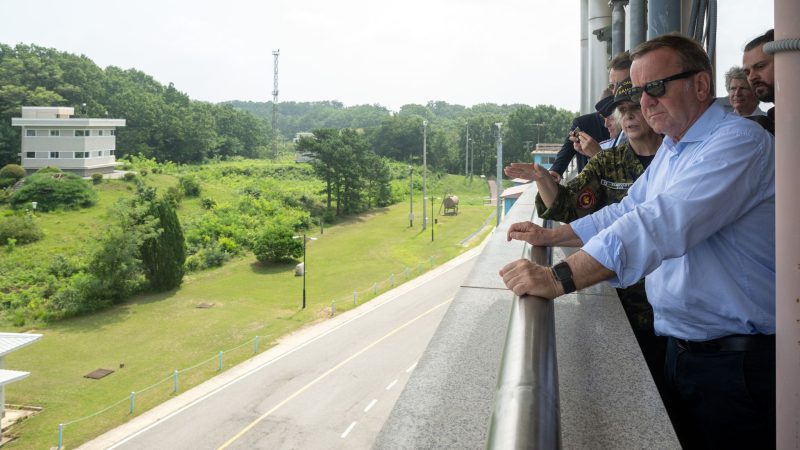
[0,0,773,112]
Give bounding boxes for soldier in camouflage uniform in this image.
[504,78,666,396]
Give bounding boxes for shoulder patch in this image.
[577,187,597,210]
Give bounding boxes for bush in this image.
[252,224,303,264]
[91,173,103,184]
[164,185,183,207]
[180,176,201,197]
[0,164,26,181]
[10,172,96,212]
[139,168,148,176]
[123,172,137,182]
[36,166,63,174]
[201,197,216,210]
[0,215,44,245]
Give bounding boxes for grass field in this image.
[1,166,495,449]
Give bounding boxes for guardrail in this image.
[486,219,561,449]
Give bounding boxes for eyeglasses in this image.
[629,70,700,103]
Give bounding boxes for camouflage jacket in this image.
[535,141,645,223]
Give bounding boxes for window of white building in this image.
[110,130,116,136]
[97,151,103,157]
[49,151,60,158]
[26,152,35,158]
[74,152,88,158]
[98,130,104,136]
[26,129,35,137]
[49,130,60,137]
[109,150,115,156]
[75,130,91,137]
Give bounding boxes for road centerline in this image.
[216,297,453,449]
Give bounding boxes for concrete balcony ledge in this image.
[375,184,678,449]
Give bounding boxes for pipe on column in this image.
[771,0,800,446]
[580,0,590,113]
[629,0,647,48]
[647,0,682,39]
[588,0,611,108]
[611,0,627,57]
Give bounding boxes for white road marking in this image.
[217,298,453,449]
[405,362,417,373]
[364,399,377,413]
[385,379,398,390]
[341,421,357,438]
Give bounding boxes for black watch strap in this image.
[552,261,576,295]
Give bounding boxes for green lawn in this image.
[2,171,494,449]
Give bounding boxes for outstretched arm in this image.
[506,221,584,248]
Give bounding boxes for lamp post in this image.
[495,123,503,227]
[465,123,469,177]
[409,166,414,227]
[292,234,317,309]
[422,120,428,230]
[534,123,545,145]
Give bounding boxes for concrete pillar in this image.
[647,0,681,39]
[611,1,627,57]
[774,1,800,447]
[588,0,611,107]
[580,0,590,113]
[629,0,647,48]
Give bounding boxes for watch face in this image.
[553,262,571,280]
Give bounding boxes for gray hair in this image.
[724,66,748,91]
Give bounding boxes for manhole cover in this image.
[84,368,114,379]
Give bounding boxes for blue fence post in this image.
[353,290,357,305]
[254,335,260,354]
[331,300,336,317]
[391,273,395,287]
[129,391,136,414]
[218,351,223,371]
[58,423,63,449]
[173,370,179,393]
[373,283,377,295]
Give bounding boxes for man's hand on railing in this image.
[506,221,550,246]
[498,259,562,299]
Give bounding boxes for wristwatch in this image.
[551,261,576,295]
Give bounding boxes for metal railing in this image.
[487,219,561,449]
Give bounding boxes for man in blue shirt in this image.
[500,34,775,449]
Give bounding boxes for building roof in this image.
[11,117,126,127]
[0,369,29,387]
[500,183,532,199]
[0,333,42,358]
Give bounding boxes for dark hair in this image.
[609,51,632,71]
[630,33,714,96]
[744,29,774,52]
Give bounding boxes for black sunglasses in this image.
[630,70,700,103]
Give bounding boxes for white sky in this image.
[0,0,773,112]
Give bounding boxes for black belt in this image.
[673,334,775,353]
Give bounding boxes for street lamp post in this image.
[465,123,469,177]
[534,123,545,145]
[293,234,317,309]
[495,123,503,227]
[422,120,428,230]
[409,166,414,227]
[431,196,436,242]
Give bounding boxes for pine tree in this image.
[141,198,186,291]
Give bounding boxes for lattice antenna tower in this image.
[271,49,280,158]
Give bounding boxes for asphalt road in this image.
[83,248,479,450]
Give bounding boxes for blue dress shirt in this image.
[571,103,775,340]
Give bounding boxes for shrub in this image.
[252,224,303,264]
[164,185,183,207]
[36,166,63,174]
[10,172,96,212]
[180,176,201,197]
[0,164,26,184]
[0,215,44,245]
[201,197,216,210]
[91,173,103,184]
[123,172,137,182]
[139,168,148,176]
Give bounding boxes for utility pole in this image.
[495,123,503,227]
[409,167,414,227]
[465,123,469,177]
[534,122,545,145]
[271,49,280,158]
[422,120,428,230]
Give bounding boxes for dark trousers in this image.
[663,336,776,449]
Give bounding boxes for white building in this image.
[11,106,126,176]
